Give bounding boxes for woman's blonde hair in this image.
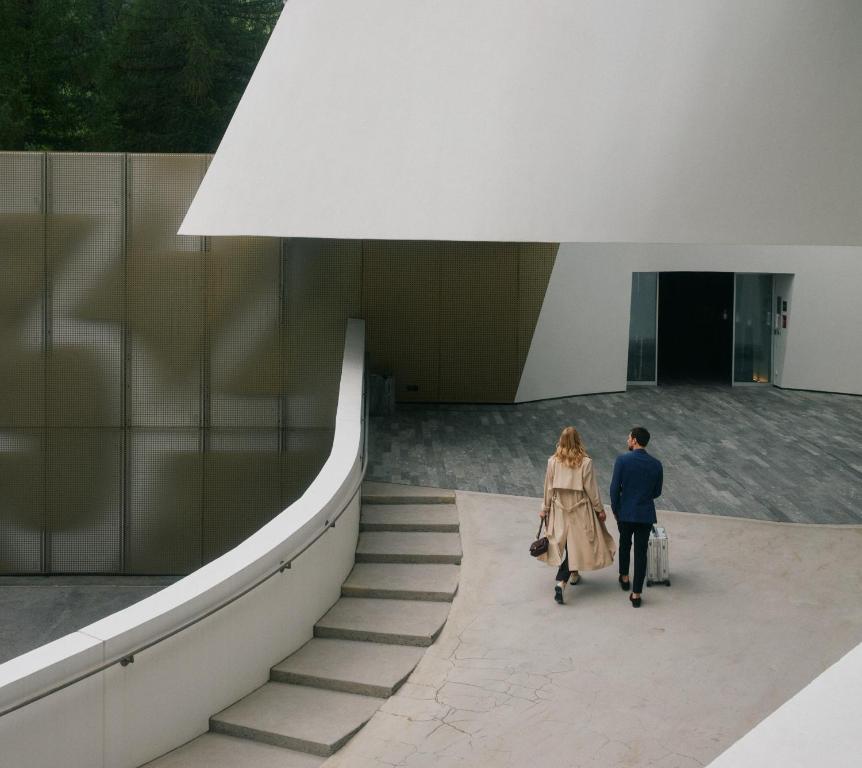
[554,426,587,468]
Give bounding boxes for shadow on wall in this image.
[0,154,356,576]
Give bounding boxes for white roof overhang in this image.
[180,0,862,245]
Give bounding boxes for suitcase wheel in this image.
[665,580,671,587]
[646,579,653,587]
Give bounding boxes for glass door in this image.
[627,272,658,385]
[733,274,773,384]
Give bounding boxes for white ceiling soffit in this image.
[180,0,862,245]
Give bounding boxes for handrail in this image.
[0,329,369,721]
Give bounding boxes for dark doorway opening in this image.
[658,272,734,384]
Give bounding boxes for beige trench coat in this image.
[537,456,616,572]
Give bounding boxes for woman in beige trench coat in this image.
[538,426,616,604]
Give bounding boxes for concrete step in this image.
[360,503,459,532]
[314,597,451,646]
[361,481,455,505]
[210,682,381,757]
[141,732,324,768]
[343,563,460,602]
[355,531,462,564]
[271,638,424,697]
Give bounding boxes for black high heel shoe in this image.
[618,575,630,591]
[629,593,642,608]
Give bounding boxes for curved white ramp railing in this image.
[0,318,367,768]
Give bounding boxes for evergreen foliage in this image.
[0,0,282,152]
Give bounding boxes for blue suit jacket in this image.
[609,449,663,524]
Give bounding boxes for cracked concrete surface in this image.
[322,490,862,768]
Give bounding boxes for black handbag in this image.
[530,518,549,557]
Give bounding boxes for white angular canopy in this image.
[180,0,862,245]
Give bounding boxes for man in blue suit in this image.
[609,426,663,607]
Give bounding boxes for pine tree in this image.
[0,0,121,150]
[109,0,283,153]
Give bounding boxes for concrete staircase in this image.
[144,484,460,768]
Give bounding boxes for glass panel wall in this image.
[627,272,658,383]
[734,274,773,383]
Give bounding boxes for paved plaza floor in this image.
[368,385,862,524]
[323,488,862,768]
[0,575,177,665]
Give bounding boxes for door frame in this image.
[628,271,777,388]
[626,272,660,387]
[730,273,775,387]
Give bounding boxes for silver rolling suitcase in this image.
[646,524,670,586]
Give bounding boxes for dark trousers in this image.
[555,550,574,582]
[618,521,652,593]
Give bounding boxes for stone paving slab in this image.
[366,386,862,524]
[142,733,324,768]
[356,532,462,564]
[361,504,460,532]
[362,482,456,504]
[315,598,451,647]
[321,490,862,768]
[272,638,425,698]
[343,563,460,602]
[0,577,177,664]
[210,682,381,757]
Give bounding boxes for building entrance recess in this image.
[657,272,734,384]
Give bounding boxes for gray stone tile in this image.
[367,385,862,525]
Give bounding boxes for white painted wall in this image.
[706,639,862,768]
[772,274,794,388]
[0,320,367,768]
[517,245,862,400]
[180,0,862,245]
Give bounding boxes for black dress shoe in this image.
[619,575,631,591]
[554,585,564,604]
[629,594,642,607]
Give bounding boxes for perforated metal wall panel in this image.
[46,154,124,428]
[362,240,558,403]
[0,154,345,575]
[127,155,207,429]
[0,153,46,572]
[282,238,362,428]
[517,243,558,375]
[126,430,202,574]
[0,153,557,574]
[439,242,521,402]
[208,235,282,425]
[47,428,123,572]
[362,240,442,402]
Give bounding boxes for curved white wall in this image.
[517,245,862,400]
[0,320,366,768]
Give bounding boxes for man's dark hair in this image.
[630,426,651,447]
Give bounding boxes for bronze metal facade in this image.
[0,153,556,575]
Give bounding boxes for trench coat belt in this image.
[552,496,597,544]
